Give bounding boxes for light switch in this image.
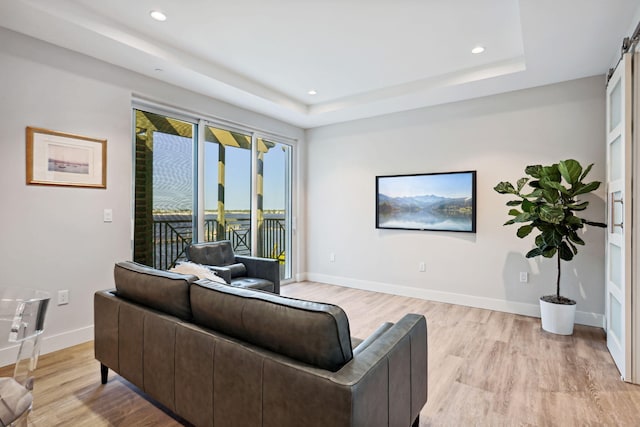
[103,209,113,223]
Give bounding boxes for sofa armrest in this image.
[352,321,394,356]
[333,313,426,378]
[235,255,280,293]
[94,290,120,373]
[338,313,427,426]
[261,313,427,427]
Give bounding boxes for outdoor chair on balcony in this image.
[186,240,280,294]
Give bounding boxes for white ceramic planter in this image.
[539,298,576,335]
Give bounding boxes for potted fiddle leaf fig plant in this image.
[494,159,606,335]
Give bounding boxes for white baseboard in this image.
[0,325,94,367]
[304,273,605,329]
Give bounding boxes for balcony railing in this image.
[152,214,286,271]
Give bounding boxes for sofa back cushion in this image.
[187,241,235,266]
[114,261,195,321]
[190,280,353,371]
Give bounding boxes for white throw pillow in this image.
[169,261,227,284]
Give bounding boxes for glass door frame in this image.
[253,132,293,281]
[197,122,295,281]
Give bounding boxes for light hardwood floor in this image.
[9,281,640,426]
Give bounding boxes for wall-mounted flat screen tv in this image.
[376,170,476,232]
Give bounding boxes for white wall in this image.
[305,76,607,326]
[0,28,303,365]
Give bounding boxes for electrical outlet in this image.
[419,262,426,272]
[58,290,69,306]
[519,272,528,283]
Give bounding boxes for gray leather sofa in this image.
[187,240,280,294]
[94,261,428,427]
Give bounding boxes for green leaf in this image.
[504,219,516,226]
[542,189,560,204]
[538,177,554,190]
[521,199,535,213]
[559,242,574,261]
[579,163,594,181]
[573,181,601,196]
[540,164,561,182]
[525,248,543,258]
[506,200,522,206]
[517,177,529,192]
[508,209,521,216]
[539,205,564,223]
[543,180,570,195]
[558,159,582,186]
[542,229,563,247]
[565,215,582,227]
[568,230,585,245]
[523,189,543,198]
[517,225,533,238]
[542,248,557,258]
[567,201,589,211]
[535,234,544,247]
[513,213,531,223]
[525,165,542,178]
[494,182,516,194]
[567,240,578,255]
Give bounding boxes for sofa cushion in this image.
[190,280,353,371]
[187,241,235,266]
[114,261,194,321]
[226,262,247,278]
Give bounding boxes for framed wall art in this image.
[26,126,107,189]
[376,170,476,232]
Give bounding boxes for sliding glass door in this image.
[202,126,292,279]
[259,137,292,279]
[133,109,293,280]
[133,109,196,270]
[203,126,252,254]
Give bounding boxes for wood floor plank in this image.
[8,281,640,426]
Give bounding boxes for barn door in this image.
[605,52,633,381]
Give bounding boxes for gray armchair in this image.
[186,240,280,294]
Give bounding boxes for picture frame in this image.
[376,170,476,233]
[26,127,107,189]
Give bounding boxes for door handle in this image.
[610,193,624,231]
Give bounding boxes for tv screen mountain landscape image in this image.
[376,171,476,232]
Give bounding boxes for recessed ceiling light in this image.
[150,10,167,21]
[471,46,485,54]
[308,89,317,96]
